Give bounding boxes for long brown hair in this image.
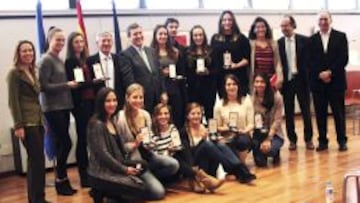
[151,24,178,61]
[13,40,36,76]
[66,31,89,65]
[152,103,173,137]
[124,83,145,135]
[223,74,243,105]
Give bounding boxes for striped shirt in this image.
[152,124,181,155]
[254,43,275,78]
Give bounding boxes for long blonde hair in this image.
[124,83,145,135]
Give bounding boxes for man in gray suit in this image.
[119,23,167,113]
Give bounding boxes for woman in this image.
[65,31,95,187]
[211,10,251,98]
[248,16,283,89]
[252,73,284,167]
[152,103,223,193]
[39,27,78,195]
[117,83,179,197]
[150,24,187,128]
[87,87,156,202]
[214,74,253,163]
[181,102,256,184]
[7,40,49,203]
[185,25,217,119]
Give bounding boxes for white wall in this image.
[1,10,360,173]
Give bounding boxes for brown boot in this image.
[194,168,225,192]
[188,179,206,193]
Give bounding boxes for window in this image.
[80,0,139,10]
[202,0,249,9]
[328,0,356,10]
[252,0,289,9]
[146,0,198,9]
[292,0,325,10]
[1,0,68,10]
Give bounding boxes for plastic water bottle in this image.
[325,181,334,203]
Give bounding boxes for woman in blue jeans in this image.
[252,73,284,167]
[180,102,256,183]
[117,84,179,187]
[87,87,166,202]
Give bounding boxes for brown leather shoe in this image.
[306,142,315,150]
[288,143,297,151]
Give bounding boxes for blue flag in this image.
[36,0,45,56]
[112,0,122,54]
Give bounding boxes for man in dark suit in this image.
[309,10,349,152]
[86,31,132,108]
[119,23,167,113]
[278,15,314,151]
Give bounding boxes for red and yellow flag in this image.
[76,0,88,49]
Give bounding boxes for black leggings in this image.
[44,109,72,179]
[72,100,94,178]
[173,149,196,179]
[88,175,145,202]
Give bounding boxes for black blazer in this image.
[119,46,166,112]
[65,57,97,106]
[86,52,132,107]
[278,34,310,84]
[309,29,348,92]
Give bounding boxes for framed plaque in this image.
[169,64,177,78]
[229,112,238,132]
[93,63,104,79]
[223,51,231,69]
[196,58,205,73]
[73,67,84,82]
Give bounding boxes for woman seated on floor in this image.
[214,74,254,164]
[87,87,163,202]
[117,84,179,188]
[180,102,256,184]
[252,73,284,167]
[151,103,224,193]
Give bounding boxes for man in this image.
[165,17,185,52]
[309,10,349,152]
[119,23,167,113]
[278,15,314,151]
[87,31,132,108]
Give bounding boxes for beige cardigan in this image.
[249,40,283,89]
[252,91,284,140]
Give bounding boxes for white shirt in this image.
[285,35,298,74]
[99,52,114,88]
[320,28,331,53]
[132,45,152,72]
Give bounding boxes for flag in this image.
[35,0,45,56]
[112,0,122,54]
[76,0,88,48]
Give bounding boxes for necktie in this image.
[286,38,293,81]
[140,47,152,72]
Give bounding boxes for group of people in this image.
[7,8,348,203]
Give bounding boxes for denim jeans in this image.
[193,140,240,176]
[140,171,165,200]
[253,134,284,166]
[148,153,179,179]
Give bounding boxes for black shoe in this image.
[238,173,256,184]
[80,176,90,188]
[316,144,328,152]
[89,188,104,203]
[55,179,77,196]
[339,144,348,152]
